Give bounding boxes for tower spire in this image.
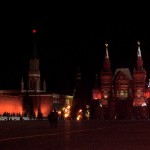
[32,29,38,58]
[21,77,24,92]
[137,41,141,57]
[100,43,112,108]
[28,29,41,91]
[43,79,46,91]
[105,43,109,58]
[133,41,147,107]
[103,43,111,71]
[136,41,143,70]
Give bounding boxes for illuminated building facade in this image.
[92,42,149,119]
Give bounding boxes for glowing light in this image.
[104,95,108,98]
[77,115,81,120]
[62,105,71,119]
[58,111,61,115]
[32,29,37,34]
[76,109,83,120]
[142,102,147,107]
[79,109,82,113]
[67,105,70,109]
[64,114,69,118]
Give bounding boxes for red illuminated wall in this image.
[31,95,53,117]
[92,89,101,100]
[41,96,53,117]
[0,95,23,115]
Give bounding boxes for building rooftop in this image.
[113,68,133,80]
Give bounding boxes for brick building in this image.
[92,42,150,119]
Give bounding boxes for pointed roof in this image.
[32,29,38,58]
[105,43,109,58]
[136,41,144,70]
[103,43,111,71]
[113,68,133,80]
[137,41,141,57]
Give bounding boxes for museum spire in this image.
[136,41,143,70]
[137,41,141,57]
[103,43,111,71]
[105,43,109,58]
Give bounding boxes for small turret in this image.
[43,80,46,92]
[21,77,24,92]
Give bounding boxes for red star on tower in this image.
[32,29,37,34]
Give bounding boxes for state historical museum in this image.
[92,42,150,120]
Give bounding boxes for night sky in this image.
[0,4,150,95]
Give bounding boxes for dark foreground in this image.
[0,120,150,150]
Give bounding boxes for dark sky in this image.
[0,4,150,94]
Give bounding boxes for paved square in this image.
[0,120,150,150]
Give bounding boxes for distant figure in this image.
[53,109,58,127]
[48,109,58,128]
[48,111,54,127]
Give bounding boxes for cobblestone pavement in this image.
[0,120,150,150]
